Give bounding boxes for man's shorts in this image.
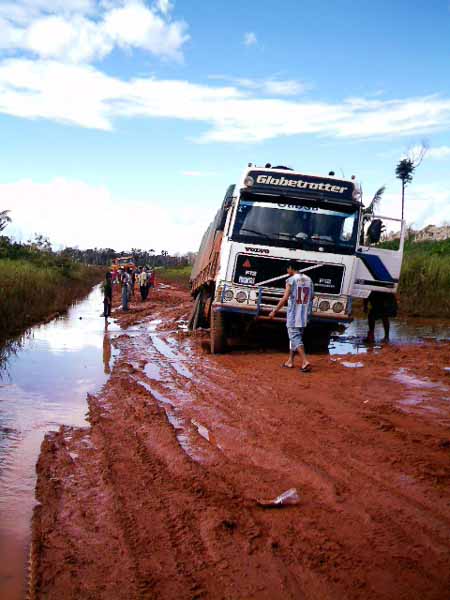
[287,327,304,351]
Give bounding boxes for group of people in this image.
[102,266,155,320]
[269,262,398,373]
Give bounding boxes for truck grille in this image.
[233,254,345,296]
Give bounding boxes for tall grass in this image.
[399,252,450,317]
[371,239,450,317]
[0,259,104,339]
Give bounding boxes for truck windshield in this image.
[231,198,359,254]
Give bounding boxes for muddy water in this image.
[330,317,450,355]
[0,286,119,600]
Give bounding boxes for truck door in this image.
[353,214,405,298]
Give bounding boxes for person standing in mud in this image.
[121,269,130,311]
[139,268,148,301]
[269,263,313,372]
[102,271,113,322]
[130,269,136,298]
[364,291,398,343]
[148,269,155,296]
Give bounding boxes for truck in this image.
[111,256,136,272]
[190,164,405,353]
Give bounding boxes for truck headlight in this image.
[224,289,234,301]
[318,300,330,312]
[235,290,248,303]
[332,301,344,313]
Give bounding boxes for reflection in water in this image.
[103,327,112,375]
[0,285,119,600]
[0,336,24,376]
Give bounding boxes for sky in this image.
[1,0,450,253]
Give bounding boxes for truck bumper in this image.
[214,281,352,325]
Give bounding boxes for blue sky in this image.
[1,0,450,252]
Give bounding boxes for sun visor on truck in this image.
[244,170,356,205]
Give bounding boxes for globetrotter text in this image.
[256,174,348,194]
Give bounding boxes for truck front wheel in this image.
[210,309,227,354]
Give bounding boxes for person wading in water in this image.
[102,271,113,323]
[364,291,398,343]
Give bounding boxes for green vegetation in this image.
[398,239,450,317]
[158,265,192,286]
[362,239,449,317]
[0,235,104,340]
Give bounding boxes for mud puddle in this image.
[0,286,119,600]
[330,317,450,355]
[392,367,450,414]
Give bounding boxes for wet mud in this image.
[31,282,450,599]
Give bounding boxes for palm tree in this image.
[364,185,386,216]
[395,159,414,222]
[395,143,427,221]
[0,210,11,233]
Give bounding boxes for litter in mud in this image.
[341,361,364,368]
[191,419,220,448]
[177,319,189,332]
[257,488,301,508]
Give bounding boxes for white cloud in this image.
[243,32,257,46]
[263,79,307,96]
[378,183,450,227]
[155,0,173,15]
[426,145,450,160]
[209,75,309,96]
[0,0,189,63]
[1,59,450,143]
[2,178,210,252]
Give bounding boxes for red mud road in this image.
[30,281,450,600]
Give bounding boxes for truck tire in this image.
[210,309,227,354]
[305,325,332,352]
[188,292,202,330]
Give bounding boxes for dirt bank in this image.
[30,281,450,600]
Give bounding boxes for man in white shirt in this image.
[269,263,314,372]
[138,268,149,301]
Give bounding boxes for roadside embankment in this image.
[0,258,104,339]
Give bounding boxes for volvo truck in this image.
[190,165,405,353]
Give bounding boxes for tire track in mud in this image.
[128,322,450,591]
[126,331,450,598]
[87,375,300,599]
